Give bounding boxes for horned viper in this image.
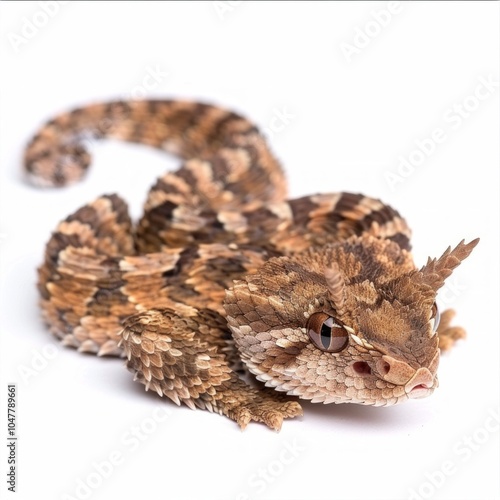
[25,100,478,430]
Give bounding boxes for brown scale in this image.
[29,99,479,429]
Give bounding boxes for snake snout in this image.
[405,367,436,398]
[373,355,416,385]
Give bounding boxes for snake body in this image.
[26,100,478,429]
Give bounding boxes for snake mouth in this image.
[403,367,436,399]
[407,383,434,399]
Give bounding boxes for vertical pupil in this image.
[320,323,332,349]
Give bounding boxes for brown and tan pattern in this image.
[28,99,479,429]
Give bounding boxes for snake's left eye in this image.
[429,302,440,334]
[306,312,349,353]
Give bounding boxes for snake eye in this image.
[429,302,440,334]
[306,312,349,353]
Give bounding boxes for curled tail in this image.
[24,100,287,211]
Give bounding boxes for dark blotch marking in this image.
[102,194,132,227]
[388,233,411,251]
[175,168,200,194]
[204,111,251,146]
[147,200,178,222]
[335,192,365,213]
[66,205,99,227]
[162,247,199,278]
[289,196,318,227]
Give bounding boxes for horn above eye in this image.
[306,312,349,353]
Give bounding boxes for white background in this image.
[0,2,498,500]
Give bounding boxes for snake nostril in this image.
[353,361,372,375]
[381,361,390,375]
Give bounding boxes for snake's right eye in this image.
[306,312,349,353]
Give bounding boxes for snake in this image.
[25,100,478,429]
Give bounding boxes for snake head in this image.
[224,234,478,406]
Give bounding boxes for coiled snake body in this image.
[26,100,478,429]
